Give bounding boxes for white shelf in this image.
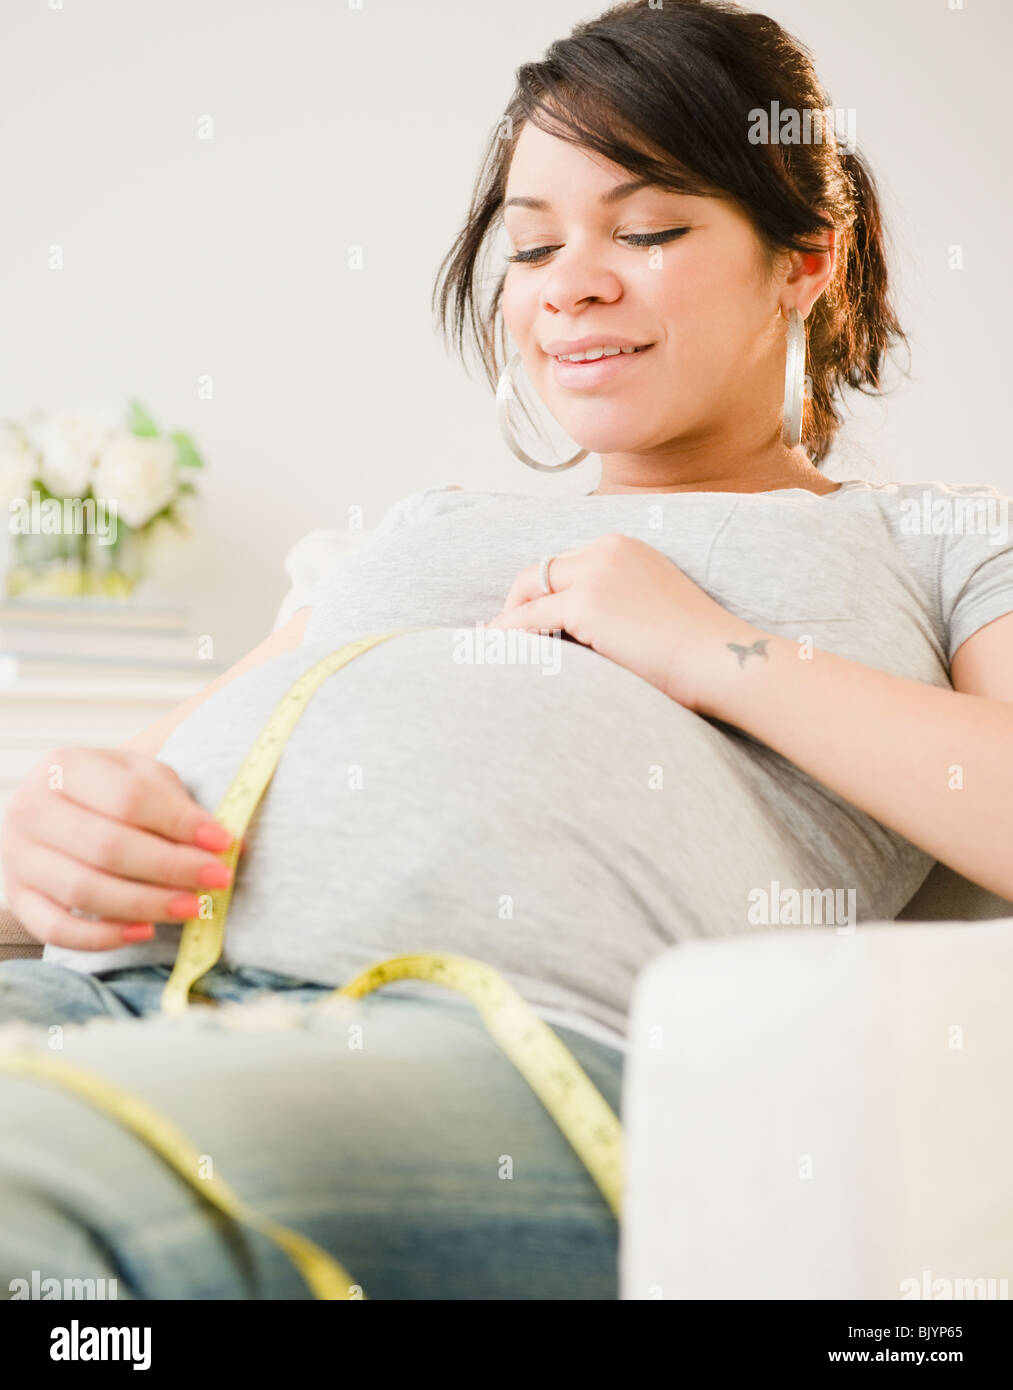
[0,676,207,701]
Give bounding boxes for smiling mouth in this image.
[552,344,653,363]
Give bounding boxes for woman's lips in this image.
[550,344,654,389]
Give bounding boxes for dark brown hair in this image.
[432,0,907,465]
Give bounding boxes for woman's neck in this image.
[588,444,838,497]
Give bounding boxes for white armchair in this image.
[621,911,1013,1300]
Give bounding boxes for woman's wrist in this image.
[673,619,784,721]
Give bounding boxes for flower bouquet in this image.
[1,401,205,599]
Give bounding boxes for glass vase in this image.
[5,523,143,599]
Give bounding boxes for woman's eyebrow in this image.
[503,177,655,211]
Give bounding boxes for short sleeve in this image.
[271,530,358,630]
[938,484,1013,662]
[271,484,461,630]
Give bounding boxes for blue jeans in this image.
[0,959,622,1300]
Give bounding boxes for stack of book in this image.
[0,597,226,684]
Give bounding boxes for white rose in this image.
[0,423,38,506]
[38,407,121,496]
[93,434,180,529]
[20,408,51,456]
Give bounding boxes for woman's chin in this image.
[549,400,668,459]
[564,426,658,457]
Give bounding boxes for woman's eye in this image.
[504,228,689,264]
[621,228,690,247]
[505,245,561,264]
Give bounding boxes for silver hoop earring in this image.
[782,307,806,448]
[496,350,588,472]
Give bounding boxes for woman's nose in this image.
[539,256,623,316]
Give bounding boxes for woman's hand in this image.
[486,531,762,711]
[0,747,241,951]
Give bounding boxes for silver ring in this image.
[538,554,556,595]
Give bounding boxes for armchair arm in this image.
[0,904,43,962]
[621,921,1013,1299]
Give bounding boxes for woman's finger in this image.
[5,882,161,953]
[497,547,586,612]
[25,792,235,895]
[34,747,232,850]
[14,841,208,927]
[487,591,567,633]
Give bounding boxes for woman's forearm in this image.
[693,630,1013,901]
[119,608,313,758]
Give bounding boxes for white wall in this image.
[2,0,1008,661]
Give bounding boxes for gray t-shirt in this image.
[44,478,1013,1048]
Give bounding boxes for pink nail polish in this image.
[122,923,156,942]
[167,893,203,919]
[196,861,233,889]
[193,823,233,852]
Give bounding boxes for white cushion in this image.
[620,921,1013,1299]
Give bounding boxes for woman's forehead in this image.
[504,116,711,207]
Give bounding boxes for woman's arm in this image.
[695,613,1013,901]
[121,606,313,757]
[949,611,1013,702]
[487,531,1013,903]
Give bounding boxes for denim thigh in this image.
[0,964,623,1299]
[0,958,338,1026]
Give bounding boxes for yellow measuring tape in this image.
[0,628,625,1300]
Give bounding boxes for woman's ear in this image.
[780,229,837,319]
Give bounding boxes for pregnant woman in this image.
[2,0,1012,1301]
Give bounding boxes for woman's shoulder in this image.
[838,477,1011,548]
[849,478,1013,663]
[842,476,1011,508]
[372,482,528,534]
[843,476,1010,551]
[369,483,459,536]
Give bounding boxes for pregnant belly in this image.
[144,627,817,1033]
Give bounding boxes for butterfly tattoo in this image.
[727,638,770,667]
